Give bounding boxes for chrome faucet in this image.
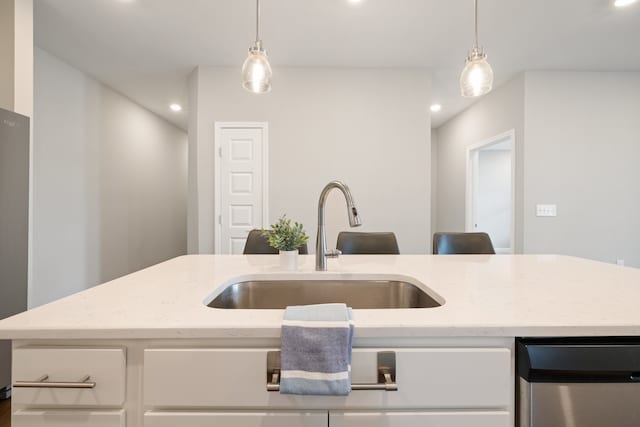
[316,180,362,271]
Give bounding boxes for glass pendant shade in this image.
[242,45,272,94]
[459,0,493,97]
[460,48,493,97]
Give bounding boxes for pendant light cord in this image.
[474,0,479,49]
[256,0,261,43]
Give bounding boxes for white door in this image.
[475,144,512,249]
[466,131,515,254]
[215,123,268,254]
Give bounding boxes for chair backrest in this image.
[336,232,400,255]
[242,229,309,254]
[432,232,496,255]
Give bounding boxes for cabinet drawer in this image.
[330,411,511,427]
[12,347,126,407]
[144,347,511,409]
[144,411,327,427]
[12,409,125,427]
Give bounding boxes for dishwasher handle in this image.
[518,340,640,383]
[522,369,640,383]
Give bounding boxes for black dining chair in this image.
[336,232,400,255]
[242,229,309,254]
[432,232,496,255]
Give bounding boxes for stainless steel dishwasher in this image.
[517,338,640,427]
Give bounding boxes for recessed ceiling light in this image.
[169,103,182,112]
[348,0,364,4]
[430,104,442,113]
[615,0,637,6]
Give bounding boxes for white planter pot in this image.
[279,250,298,271]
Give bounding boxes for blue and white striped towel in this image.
[280,303,354,396]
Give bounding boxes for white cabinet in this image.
[144,347,511,409]
[330,411,511,427]
[144,348,266,407]
[144,411,327,427]
[12,347,126,407]
[12,409,125,427]
[11,340,514,427]
[144,410,511,427]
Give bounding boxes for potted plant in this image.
[262,215,309,271]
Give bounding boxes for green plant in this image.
[261,215,309,252]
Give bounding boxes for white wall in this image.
[32,48,188,307]
[189,67,431,254]
[434,74,525,252]
[430,128,438,252]
[187,69,200,254]
[434,71,640,267]
[523,71,640,267]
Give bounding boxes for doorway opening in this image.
[465,130,515,254]
[214,122,269,254]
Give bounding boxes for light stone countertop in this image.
[0,254,639,340]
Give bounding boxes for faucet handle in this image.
[326,249,342,258]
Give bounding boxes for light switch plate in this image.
[536,204,557,217]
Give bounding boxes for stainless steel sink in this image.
[207,278,443,309]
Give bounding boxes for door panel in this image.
[12,347,126,407]
[13,409,125,427]
[330,411,510,427]
[476,148,512,250]
[217,126,267,254]
[529,382,640,427]
[144,347,511,409]
[144,411,327,427]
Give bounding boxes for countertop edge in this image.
[4,325,640,340]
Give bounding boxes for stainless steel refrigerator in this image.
[0,107,29,399]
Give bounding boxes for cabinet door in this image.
[12,347,126,407]
[144,411,327,427]
[330,411,511,427]
[144,347,511,409]
[13,409,125,427]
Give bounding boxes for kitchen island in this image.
[0,254,638,427]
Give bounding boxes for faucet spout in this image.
[316,180,362,271]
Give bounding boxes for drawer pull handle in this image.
[13,374,96,389]
[266,350,398,392]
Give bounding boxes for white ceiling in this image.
[35,0,640,130]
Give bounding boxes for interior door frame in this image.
[214,122,269,254]
[465,129,516,254]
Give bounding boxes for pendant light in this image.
[460,0,493,97]
[242,0,272,94]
